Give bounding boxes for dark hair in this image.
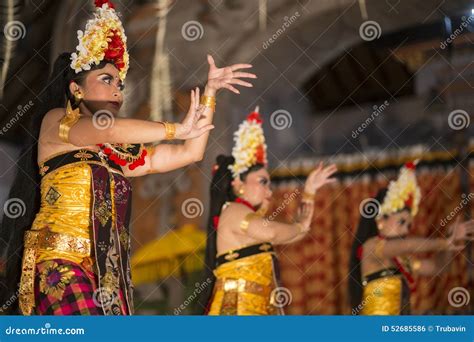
[348,188,387,314]
[196,155,264,314]
[0,52,110,314]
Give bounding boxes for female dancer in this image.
[0,0,255,315]
[198,108,337,315]
[349,162,474,315]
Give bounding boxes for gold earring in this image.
[238,188,245,196]
[73,90,83,104]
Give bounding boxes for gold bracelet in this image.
[145,144,156,156]
[240,213,261,233]
[295,222,306,234]
[411,259,422,272]
[200,95,216,111]
[162,122,176,140]
[302,191,315,202]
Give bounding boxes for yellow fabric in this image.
[19,162,95,315]
[360,275,403,315]
[131,224,205,285]
[32,163,93,263]
[208,252,278,315]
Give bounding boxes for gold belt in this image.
[214,278,272,298]
[19,229,91,315]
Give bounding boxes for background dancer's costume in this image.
[15,0,144,315]
[208,199,283,315]
[349,162,420,315]
[199,110,284,315]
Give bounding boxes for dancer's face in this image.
[69,63,124,116]
[235,168,273,208]
[378,209,412,238]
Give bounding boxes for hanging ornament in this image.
[98,143,147,170]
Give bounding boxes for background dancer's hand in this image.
[304,162,338,195]
[446,217,474,250]
[175,87,214,140]
[204,54,256,95]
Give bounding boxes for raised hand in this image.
[304,162,338,195]
[175,87,214,140]
[446,217,474,251]
[205,55,256,94]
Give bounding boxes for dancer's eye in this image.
[102,76,112,85]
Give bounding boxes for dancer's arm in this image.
[411,217,474,276]
[364,219,474,260]
[280,163,338,244]
[123,55,256,175]
[221,203,309,244]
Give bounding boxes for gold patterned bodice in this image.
[32,150,123,264]
[359,268,405,315]
[208,244,280,315]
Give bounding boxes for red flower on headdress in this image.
[104,30,126,72]
[247,111,262,124]
[405,161,416,170]
[255,145,265,164]
[95,0,115,9]
[405,194,414,209]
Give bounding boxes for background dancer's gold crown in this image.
[379,160,421,217]
[229,106,268,178]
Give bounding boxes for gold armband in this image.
[374,238,386,259]
[200,95,216,111]
[162,122,176,140]
[240,213,261,233]
[59,101,81,143]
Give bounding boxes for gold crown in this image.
[379,161,421,217]
[229,106,268,178]
[70,0,129,81]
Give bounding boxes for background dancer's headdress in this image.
[70,0,129,81]
[378,161,421,217]
[229,106,268,178]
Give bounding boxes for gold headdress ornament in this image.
[70,0,129,81]
[378,160,421,217]
[229,106,268,178]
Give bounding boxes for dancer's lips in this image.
[108,101,121,109]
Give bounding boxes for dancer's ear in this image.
[231,177,243,194]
